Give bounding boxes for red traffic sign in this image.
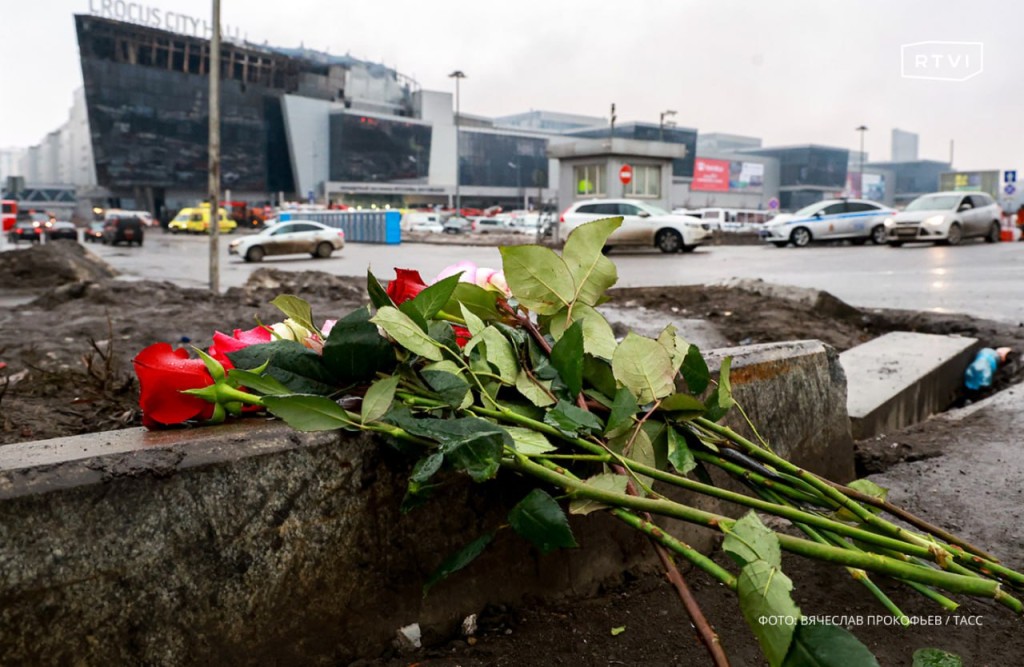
[619,164,633,185]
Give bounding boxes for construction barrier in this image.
[278,210,401,244]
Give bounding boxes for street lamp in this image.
[855,125,868,198]
[659,109,677,141]
[449,70,466,215]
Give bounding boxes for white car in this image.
[884,191,1002,247]
[228,220,345,262]
[760,199,894,248]
[405,212,444,233]
[560,199,711,253]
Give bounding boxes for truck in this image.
[2,199,16,232]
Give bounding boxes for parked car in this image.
[7,220,42,244]
[103,215,145,246]
[884,191,1002,247]
[474,218,512,234]
[405,212,445,234]
[104,209,156,227]
[760,199,894,248]
[560,199,712,253]
[168,206,237,234]
[507,213,553,237]
[228,220,345,262]
[84,222,106,243]
[442,216,475,234]
[44,221,79,241]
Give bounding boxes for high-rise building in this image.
[891,129,919,162]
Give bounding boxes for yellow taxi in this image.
[168,206,237,234]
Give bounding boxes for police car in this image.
[760,199,894,248]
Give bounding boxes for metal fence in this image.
[278,210,401,244]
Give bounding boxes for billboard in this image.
[939,171,1000,198]
[730,161,764,191]
[692,158,730,191]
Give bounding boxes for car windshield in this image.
[793,203,827,217]
[905,195,960,212]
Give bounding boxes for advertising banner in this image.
[730,161,764,192]
[692,158,730,191]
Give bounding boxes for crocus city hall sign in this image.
[87,0,244,40]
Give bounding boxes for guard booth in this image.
[548,138,687,213]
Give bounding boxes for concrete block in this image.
[840,331,979,440]
[0,340,853,664]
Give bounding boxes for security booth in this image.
[548,138,687,213]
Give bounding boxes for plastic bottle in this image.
[964,348,999,391]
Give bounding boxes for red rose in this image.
[454,325,472,348]
[209,326,273,368]
[133,343,216,427]
[386,268,428,304]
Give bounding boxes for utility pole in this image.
[855,125,868,198]
[208,0,221,292]
[449,70,466,216]
[609,103,616,139]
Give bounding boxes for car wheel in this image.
[315,242,333,258]
[870,224,887,245]
[887,241,903,248]
[771,241,788,248]
[986,221,1001,243]
[942,223,962,246]
[245,246,265,262]
[790,226,812,248]
[656,229,683,253]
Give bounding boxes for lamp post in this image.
[449,70,466,215]
[659,109,677,141]
[855,125,868,198]
[208,0,221,293]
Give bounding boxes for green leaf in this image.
[682,344,710,394]
[657,324,688,372]
[460,303,487,338]
[562,217,622,305]
[227,340,337,395]
[910,648,962,667]
[410,451,444,485]
[398,300,430,332]
[446,282,502,322]
[705,356,735,422]
[407,272,463,320]
[583,355,618,399]
[372,306,444,361]
[321,306,397,385]
[227,368,293,396]
[270,294,318,335]
[737,560,800,667]
[500,245,575,315]
[367,269,396,310]
[659,392,706,419]
[480,327,518,383]
[262,394,356,431]
[423,532,495,595]
[666,424,697,475]
[612,332,676,404]
[605,387,638,435]
[515,370,556,407]
[422,368,470,408]
[508,489,577,554]
[835,479,890,521]
[442,432,505,482]
[783,622,880,667]
[194,347,226,383]
[544,399,604,437]
[361,375,399,423]
[724,510,782,569]
[428,320,459,354]
[549,320,584,397]
[569,473,630,515]
[610,626,626,637]
[549,304,617,360]
[504,426,557,455]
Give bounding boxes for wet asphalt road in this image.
[78,232,1024,323]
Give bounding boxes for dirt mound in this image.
[228,268,367,306]
[0,241,118,288]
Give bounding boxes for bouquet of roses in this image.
[133,218,1022,666]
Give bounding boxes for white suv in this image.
[884,191,1002,246]
[560,199,711,253]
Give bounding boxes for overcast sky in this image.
[1,0,1020,170]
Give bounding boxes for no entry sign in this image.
[619,164,633,185]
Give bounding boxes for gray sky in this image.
[2,0,1020,170]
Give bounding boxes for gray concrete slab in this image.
[598,304,730,350]
[840,331,979,439]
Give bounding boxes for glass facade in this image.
[574,164,606,196]
[329,114,431,182]
[569,124,698,178]
[624,165,661,198]
[77,15,294,193]
[868,161,950,200]
[459,132,548,188]
[751,147,848,189]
